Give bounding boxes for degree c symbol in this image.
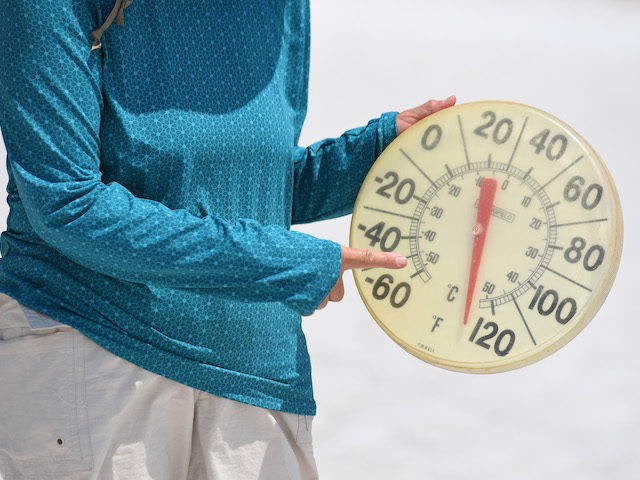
[447,285,459,302]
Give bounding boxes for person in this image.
[0,1,455,479]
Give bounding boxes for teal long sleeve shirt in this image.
[0,0,397,414]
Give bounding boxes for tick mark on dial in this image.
[536,156,583,193]
[513,294,537,346]
[400,148,437,189]
[410,269,425,279]
[543,266,593,292]
[445,164,454,179]
[363,206,415,221]
[556,218,608,228]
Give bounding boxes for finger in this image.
[317,297,328,310]
[341,246,407,271]
[419,95,456,116]
[315,278,344,312]
[397,95,456,133]
[329,277,345,302]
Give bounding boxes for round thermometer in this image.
[350,101,623,373]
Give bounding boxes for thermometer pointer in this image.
[464,178,498,325]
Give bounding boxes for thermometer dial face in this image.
[350,101,623,373]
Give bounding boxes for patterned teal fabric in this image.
[0,0,397,414]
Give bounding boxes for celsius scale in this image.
[350,101,623,373]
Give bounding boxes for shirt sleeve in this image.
[0,1,341,316]
[291,112,398,224]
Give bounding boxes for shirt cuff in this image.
[377,111,399,155]
[286,239,343,316]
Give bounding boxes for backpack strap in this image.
[91,0,133,51]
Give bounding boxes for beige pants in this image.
[0,294,318,480]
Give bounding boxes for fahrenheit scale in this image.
[350,101,623,373]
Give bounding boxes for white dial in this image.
[350,101,623,373]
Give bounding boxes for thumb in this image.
[341,246,407,271]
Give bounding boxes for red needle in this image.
[464,177,498,326]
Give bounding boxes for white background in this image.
[1,1,638,479]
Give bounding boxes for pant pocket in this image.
[295,415,314,446]
[0,328,93,478]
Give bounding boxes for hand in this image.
[316,246,407,311]
[396,95,457,134]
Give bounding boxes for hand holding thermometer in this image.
[350,101,623,373]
